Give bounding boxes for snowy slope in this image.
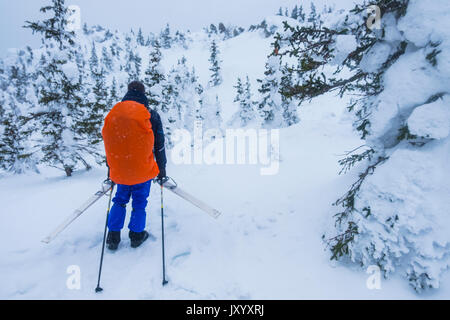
[1,14,450,300]
[1,90,449,299]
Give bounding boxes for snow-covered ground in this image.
[2,5,450,299]
[1,91,449,300]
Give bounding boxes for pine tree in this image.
[174,30,188,49]
[82,23,90,35]
[132,52,142,80]
[275,0,450,291]
[145,33,156,47]
[208,40,222,87]
[280,67,299,126]
[24,0,90,176]
[84,43,109,156]
[198,93,224,143]
[213,95,223,129]
[209,24,218,35]
[0,77,36,174]
[291,5,299,20]
[298,5,306,23]
[230,76,256,127]
[101,46,113,72]
[159,57,201,142]
[234,77,244,102]
[308,3,318,24]
[137,28,145,46]
[87,68,108,148]
[108,76,120,108]
[0,53,38,173]
[24,0,75,50]
[104,29,113,41]
[160,67,180,148]
[0,100,33,173]
[144,40,165,109]
[160,24,172,49]
[218,23,231,40]
[89,42,99,73]
[257,55,284,128]
[124,49,142,82]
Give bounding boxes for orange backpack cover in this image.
[102,101,160,185]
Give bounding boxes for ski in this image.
[42,181,114,244]
[161,179,222,219]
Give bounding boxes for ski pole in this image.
[160,179,169,286]
[95,182,115,293]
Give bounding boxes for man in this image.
[102,81,167,251]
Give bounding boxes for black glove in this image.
[157,167,167,184]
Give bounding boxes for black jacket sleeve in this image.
[150,109,167,171]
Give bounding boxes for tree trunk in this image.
[64,166,73,177]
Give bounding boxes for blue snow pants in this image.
[107,180,152,233]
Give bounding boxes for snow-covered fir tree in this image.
[229,76,257,127]
[291,5,299,20]
[174,30,189,49]
[297,5,306,23]
[0,88,36,174]
[0,50,39,173]
[307,2,318,25]
[136,28,145,46]
[107,76,120,109]
[85,43,109,153]
[101,46,113,72]
[24,0,75,50]
[277,7,283,16]
[276,0,450,291]
[129,51,142,82]
[198,92,223,140]
[159,57,201,146]
[144,40,165,109]
[24,0,92,176]
[280,66,299,127]
[257,55,284,128]
[160,24,172,49]
[208,40,222,87]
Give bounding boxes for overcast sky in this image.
[0,0,356,57]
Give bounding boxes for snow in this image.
[408,96,450,140]
[3,90,445,299]
[398,0,450,48]
[359,42,393,74]
[397,0,450,78]
[331,35,357,66]
[368,47,450,147]
[329,0,450,291]
[61,62,79,83]
[1,1,450,299]
[353,138,450,289]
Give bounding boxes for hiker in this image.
[102,81,167,251]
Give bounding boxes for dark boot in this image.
[106,231,121,251]
[129,230,149,248]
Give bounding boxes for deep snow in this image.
[1,91,449,299]
[1,12,450,299]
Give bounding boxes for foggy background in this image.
[0,0,356,57]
